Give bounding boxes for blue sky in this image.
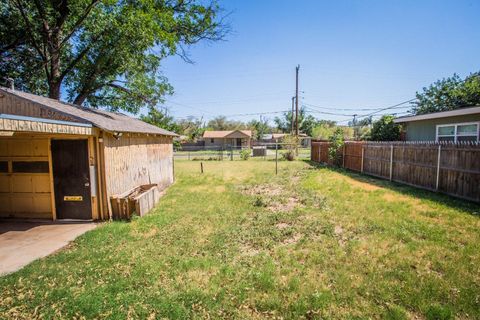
[160,0,480,124]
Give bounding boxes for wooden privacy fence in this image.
[311,141,480,202]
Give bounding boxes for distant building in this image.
[394,106,480,142]
[259,133,311,147]
[202,130,252,148]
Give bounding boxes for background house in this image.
[0,87,176,221]
[259,133,311,147]
[394,106,480,142]
[203,130,252,148]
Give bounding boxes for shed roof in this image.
[394,106,480,123]
[203,130,252,138]
[0,87,177,136]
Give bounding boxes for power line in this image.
[164,99,215,115]
[357,98,416,117]
[303,101,413,112]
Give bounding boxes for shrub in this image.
[328,128,344,166]
[281,135,298,161]
[282,150,295,161]
[240,149,251,160]
[370,115,402,141]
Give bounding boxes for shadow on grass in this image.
[303,160,480,215]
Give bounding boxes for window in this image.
[436,122,479,142]
[12,161,49,173]
[210,138,214,143]
[0,161,8,173]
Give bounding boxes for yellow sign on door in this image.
[64,196,83,201]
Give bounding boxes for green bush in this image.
[282,150,295,161]
[328,128,344,166]
[240,149,251,160]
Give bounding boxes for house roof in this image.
[0,87,177,136]
[394,106,480,123]
[203,130,252,138]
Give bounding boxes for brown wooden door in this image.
[51,140,92,220]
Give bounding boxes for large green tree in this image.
[140,107,178,133]
[411,72,480,115]
[247,117,271,140]
[274,107,318,136]
[0,0,227,113]
[369,115,401,141]
[207,116,245,131]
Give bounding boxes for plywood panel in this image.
[0,140,8,155]
[32,139,49,156]
[103,133,174,203]
[33,175,50,192]
[33,195,51,213]
[9,140,32,156]
[0,195,10,213]
[13,195,34,212]
[11,176,33,193]
[0,175,10,192]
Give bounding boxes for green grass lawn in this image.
[1,160,479,319]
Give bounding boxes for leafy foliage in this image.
[281,135,298,161]
[140,107,179,133]
[411,72,480,115]
[312,123,355,141]
[369,115,402,141]
[328,128,344,166]
[239,149,251,160]
[274,107,318,136]
[207,116,246,131]
[248,117,272,140]
[0,0,228,113]
[176,117,205,142]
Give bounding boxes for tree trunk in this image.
[47,31,62,100]
[73,91,89,105]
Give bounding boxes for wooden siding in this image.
[102,133,173,215]
[0,117,92,135]
[0,92,84,123]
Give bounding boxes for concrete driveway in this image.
[0,220,96,275]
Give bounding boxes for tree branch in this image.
[12,0,50,79]
[58,0,100,49]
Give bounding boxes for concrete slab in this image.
[0,220,96,276]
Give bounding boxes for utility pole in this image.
[291,96,295,134]
[295,65,300,137]
[352,114,358,140]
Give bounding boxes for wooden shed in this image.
[0,87,176,220]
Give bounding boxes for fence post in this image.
[230,146,233,161]
[188,151,190,161]
[342,144,346,168]
[318,144,321,163]
[389,144,394,181]
[435,144,442,190]
[361,145,364,173]
[200,161,204,174]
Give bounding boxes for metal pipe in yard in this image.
[275,140,278,175]
[201,162,204,174]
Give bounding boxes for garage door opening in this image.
[0,138,52,219]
